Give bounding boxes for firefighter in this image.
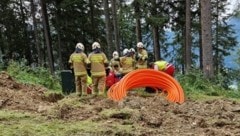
[109,51,122,78]
[129,48,136,69]
[88,42,109,95]
[146,58,175,93]
[106,51,122,89]
[129,48,136,59]
[120,48,135,76]
[136,42,148,69]
[151,58,175,77]
[68,43,89,96]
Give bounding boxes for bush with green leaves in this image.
[7,61,61,90]
[176,69,240,99]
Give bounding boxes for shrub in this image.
[7,61,61,90]
[176,69,240,99]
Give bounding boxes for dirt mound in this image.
[0,71,240,135]
[0,71,60,112]
[43,94,240,135]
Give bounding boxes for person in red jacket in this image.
[145,58,175,93]
[106,51,122,89]
[151,58,175,77]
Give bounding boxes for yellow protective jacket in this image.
[120,56,135,75]
[88,52,108,76]
[154,60,168,71]
[110,58,121,69]
[68,52,89,76]
[136,49,148,69]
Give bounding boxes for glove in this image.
[136,54,142,61]
[69,64,73,69]
[141,56,148,61]
[138,53,143,58]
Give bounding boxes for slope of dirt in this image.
[0,71,57,111]
[0,71,240,135]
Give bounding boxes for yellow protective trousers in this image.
[92,75,106,95]
[75,75,87,96]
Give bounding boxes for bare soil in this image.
[0,71,240,135]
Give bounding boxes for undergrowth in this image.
[3,61,240,99]
[176,69,240,99]
[6,61,61,91]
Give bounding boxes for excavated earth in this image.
[0,71,240,135]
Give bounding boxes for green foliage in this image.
[118,4,136,48]
[7,61,61,90]
[0,63,6,71]
[176,69,240,99]
[237,49,240,65]
[0,0,31,59]
[146,16,168,26]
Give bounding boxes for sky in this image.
[226,0,238,14]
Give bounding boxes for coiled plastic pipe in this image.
[107,69,184,104]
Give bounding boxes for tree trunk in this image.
[199,1,203,70]
[134,1,142,42]
[151,0,160,61]
[40,0,54,74]
[152,26,160,60]
[136,19,142,43]
[19,0,32,65]
[30,0,42,67]
[55,1,63,70]
[182,30,185,74]
[215,0,219,74]
[200,0,214,78]
[111,0,120,53]
[89,0,95,42]
[185,0,192,73]
[56,32,63,70]
[103,0,113,57]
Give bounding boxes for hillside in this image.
[0,71,240,135]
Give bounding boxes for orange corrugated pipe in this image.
[107,69,185,104]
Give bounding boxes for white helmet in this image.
[137,42,144,48]
[123,48,129,56]
[76,43,84,50]
[129,48,135,53]
[112,51,119,57]
[92,42,101,50]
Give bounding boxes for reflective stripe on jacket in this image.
[68,52,88,76]
[120,56,135,74]
[88,52,108,76]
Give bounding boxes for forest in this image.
[0,0,240,135]
[0,0,239,81]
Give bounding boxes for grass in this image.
[0,110,137,136]
[1,62,240,135]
